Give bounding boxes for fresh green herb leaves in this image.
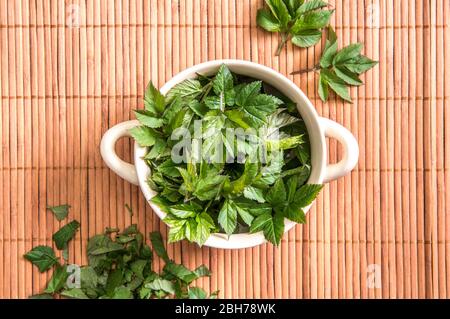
[257,0,333,55]
[23,246,58,273]
[25,205,215,299]
[287,25,377,102]
[52,220,80,250]
[256,1,377,103]
[47,204,71,221]
[313,27,377,102]
[134,64,322,246]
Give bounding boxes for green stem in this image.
[290,64,321,75]
[200,82,213,103]
[275,33,289,56]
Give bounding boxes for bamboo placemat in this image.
[0,0,448,299]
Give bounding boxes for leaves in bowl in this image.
[134,64,322,246]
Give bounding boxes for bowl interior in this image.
[134,59,326,249]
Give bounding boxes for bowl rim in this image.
[134,59,326,249]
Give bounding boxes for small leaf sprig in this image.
[291,26,378,102]
[257,0,334,56]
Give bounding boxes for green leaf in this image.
[129,126,157,147]
[170,203,200,219]
[328,79,351,102]
[205,94,233,110]
[61,288,89,299]
[286,176,298,202]
[318,72,329,101]
[320,69,352,102]
[105,269,123,296]
[211,64,234,106]
[294,184,323,206]
[80,266,98,290]
[165,79,203,104]
[195,213,215,246]
[291,9,333,33]
[256,8,281,32]
[47,204,71,221]
[265,109,300,133]
[343,55,378,74]
[145,137,166,159]
[164,262,197,284]
[52,220,80,250]
[157,159,181,178]
[150,195,171,214]
[333,42,363,65]
[265,0,291,29]
[130,259,148,280]
[224,109,251,129]
[243,186,266,203]
[45,264,69,294]
[249,212,273,233]
[24,246,58,273]
[235,204,255,226]
[334,66,363,86]
[233,198,272,216]
[185,219,197,242]
[235,81,262,107]
[188,287,207,299]
[194,265,211,278]
[241,94,283,128]
[121,223,138,235]
[284,0,303,16]
[263,213,285,245]
[218,199,238,235]
[320,26,338,68]
[259,152,284,186]
[111,286,133,299]
[284,204,307,223]
[194,174,227,201]
[87,235,123,255]
[166,107,191,133]
[168,222,187,243]
[147,278,175,294]
[144,82,165,115]
[177,168,196,193]
[281,164,311,185]
[187,99,208,117]
[265,178,287,206]
[150,231,171,263]
[227,160,259,195]
[296,0,328,14]
[134,110,164,128]
[266,135,303,151]
[291,29,323,48]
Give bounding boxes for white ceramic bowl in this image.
[100,59,359,249]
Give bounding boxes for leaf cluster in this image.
[257,0,333,55]
[317,27,378,102]
[25,205,215,299]
[132,64,323,246]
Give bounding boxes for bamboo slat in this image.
[0,0,449,299]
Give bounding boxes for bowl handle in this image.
[320,117,359,183]
[100,120,140,185]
